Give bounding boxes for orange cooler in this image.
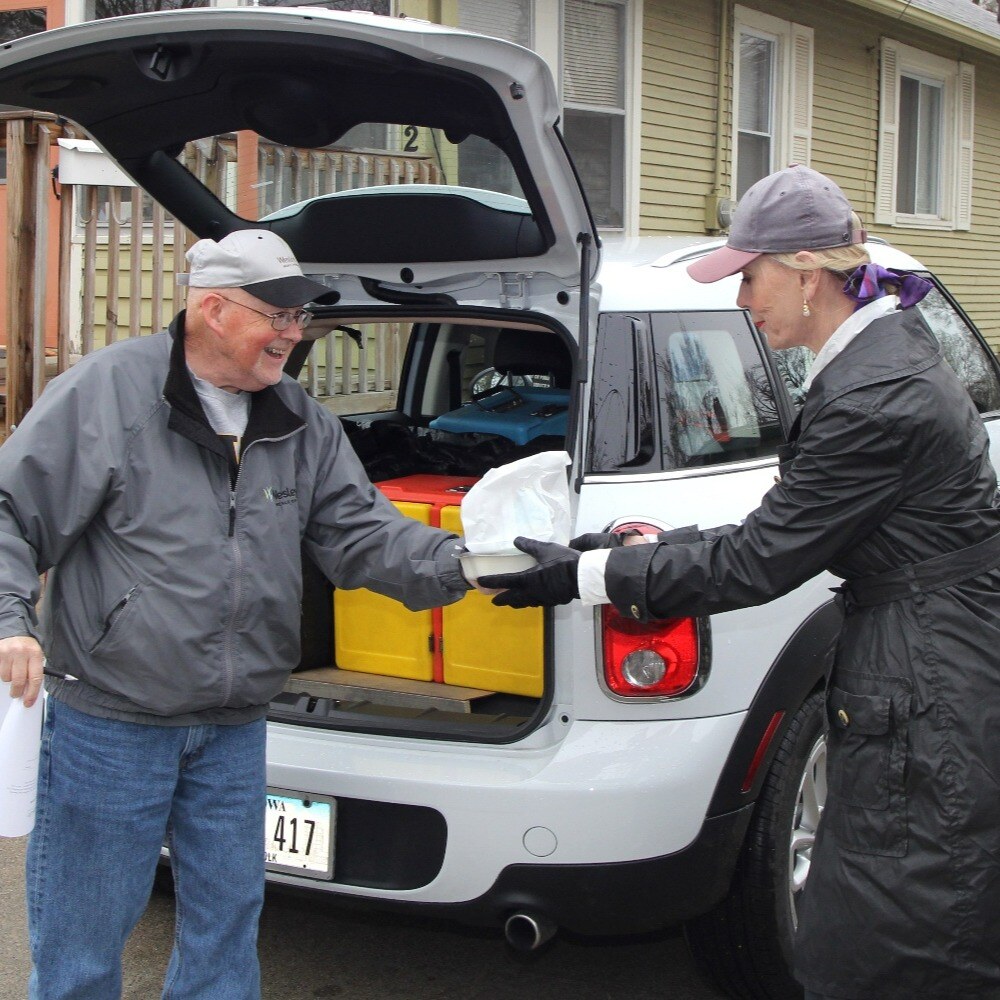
[333,475,543,696]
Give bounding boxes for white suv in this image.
[3,10,999,998]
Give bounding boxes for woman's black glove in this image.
[477,537,581,608]
[569,529,643,551]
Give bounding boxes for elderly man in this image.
[0,230,469,999]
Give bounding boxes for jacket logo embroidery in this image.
[263,485,298,507]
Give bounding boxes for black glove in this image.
[569,529,643,551]
[477,537,581,608]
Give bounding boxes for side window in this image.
[912,285,1000,414]
[652,313,783,469]
[772,346,812,408]
[562,0,629,229]
[732,6,813,198]
[588,313,656,472]
[416,325,490,417]
[770,288,1000,416]
[588,311,783,474]
[876,39,973,230]
[417,325,572,418]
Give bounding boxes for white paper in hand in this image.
[461,451,572,555]
[0,686,45,838]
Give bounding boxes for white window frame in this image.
[532,0,640,235]
[731,7,813,200]
[876,38,973,231]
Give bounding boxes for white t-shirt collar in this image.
[187,367,251,438]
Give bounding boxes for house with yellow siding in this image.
[401,0,1000,350]
[3,0,998,356]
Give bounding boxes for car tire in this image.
[683,689,827,1000]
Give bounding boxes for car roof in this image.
[595,235,927,314]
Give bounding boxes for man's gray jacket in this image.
[0,313,468,724]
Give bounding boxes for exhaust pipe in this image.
[504,912,557,952]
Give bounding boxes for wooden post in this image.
[5,118,38,434]
[128,188,143,337]
[235,130,260,221]
[31,123,50,401]
[57,160,74,374]
[105,188,121,344]
[324,330,335,397]
[81,185,97,356]
[150,203,165,334]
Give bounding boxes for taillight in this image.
[602,606,700,697]
[600,520,702,698]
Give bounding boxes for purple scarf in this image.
[843,263,933,311]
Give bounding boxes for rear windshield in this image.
[185,124,527,221]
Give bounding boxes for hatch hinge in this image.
[494,272,533,309]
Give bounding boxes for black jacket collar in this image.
[803,308,941,426]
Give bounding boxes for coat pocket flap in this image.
[828,687,891,735]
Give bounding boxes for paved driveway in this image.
[0,837,724,999]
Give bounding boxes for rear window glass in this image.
[187,125,528,223]
[650,312,783,469]
[589,311,784,474]
[913,285,1000,414]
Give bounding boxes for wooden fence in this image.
[3,115,441,434]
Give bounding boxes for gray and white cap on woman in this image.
[688,165,867,283]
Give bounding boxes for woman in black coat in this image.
[479,165,1000,999]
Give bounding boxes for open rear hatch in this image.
[0,8,600,739]
[0,7,599,302]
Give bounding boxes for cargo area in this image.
[269,316,575,739]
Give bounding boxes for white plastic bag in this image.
[461,450,572,555]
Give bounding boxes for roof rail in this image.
[651,240,726,269]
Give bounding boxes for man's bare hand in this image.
[0,635,44,707]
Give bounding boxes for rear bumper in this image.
[263,712,749,932]
[420,804,753,934]
[267,805,752,936]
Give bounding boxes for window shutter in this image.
[458,0,532,47]
[955,61,974,231]
[788,23,813,165]
[564,0,623,108]
[876,38,899,225]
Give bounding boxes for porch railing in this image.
[3,117,439,433]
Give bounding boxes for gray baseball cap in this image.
[177,229,329,306]
[688,165,866,283]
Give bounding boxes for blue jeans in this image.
[27,697,266,999]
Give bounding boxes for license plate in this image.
[265,790,335,879]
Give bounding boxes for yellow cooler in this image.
[332,475,543,697]
[439,505,543,697]
[333,500,435,681]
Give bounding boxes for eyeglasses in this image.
[217,295,312,332]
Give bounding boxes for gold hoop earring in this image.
[802,300,811,317]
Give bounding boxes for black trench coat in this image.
[604,307,1000,998]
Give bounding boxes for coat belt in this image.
[839,531,1000,610]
